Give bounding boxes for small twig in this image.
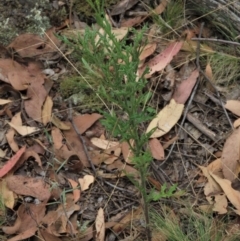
[68,101,96,174]
[191,37,240,47]
[186,113,216,141]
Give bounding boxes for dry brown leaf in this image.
[120,16,144,27]
[2,203,45,237]
[51,114,70,130]
[42,95,53,125]
[139,42,157,61]
[121,140,134,164]
[63,125,89,167]
[6,175,51,202]
[205,62,213,81]
[207,159,223,178]
[68,178,81,203]
[107,160,139,177]
[139,41,183,78]
[198,165,222,196]
[24,63,48,122]
[112,28,129,41]
[234,118,240,128]
[0,148,7,158]
[8,28,60,58]
[8,122,40,136]
[146,99,184,138]
[221,128,240,181]
[79,175,94,191]
[112,206,142,234]
[148,138,164,160]
[0,179,15,209]
[41,194,80,236]
[37,230,62,241]
[7,227,37,241]
[212,194,228,214]
[182,40,214,54]
[0,99,12,105]
[69,113,102,134]
[95,208,105,241]
[5,112,22,152]
[225,100,240,116]
[173,69,199,104]
[210,173,240,214]
[103,145,122,164]
[0,59,32,90]
[91,137,119,149]
[51,127,83,171]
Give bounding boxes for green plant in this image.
[148,183,177,202]
[61,2,180,239]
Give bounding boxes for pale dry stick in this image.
[186,113,216,141]
[191,37,240,46]
[42,28,111,114]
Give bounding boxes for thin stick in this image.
[68,101,96,174]
[191,37,240,46]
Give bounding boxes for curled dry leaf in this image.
[139,42,157,61]
[148,138,164,160]
[6,112,22,152]
[199,163,222,196]
[42,95,53,126]
[79,175,94,191]
[8,122,40,136]
[95,208,105,241]
[221,128,240,181]
[146,99,184,138]
[210,173,240,215]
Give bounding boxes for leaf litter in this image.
[1,1,240,240]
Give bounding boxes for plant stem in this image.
[140,168,151,241]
